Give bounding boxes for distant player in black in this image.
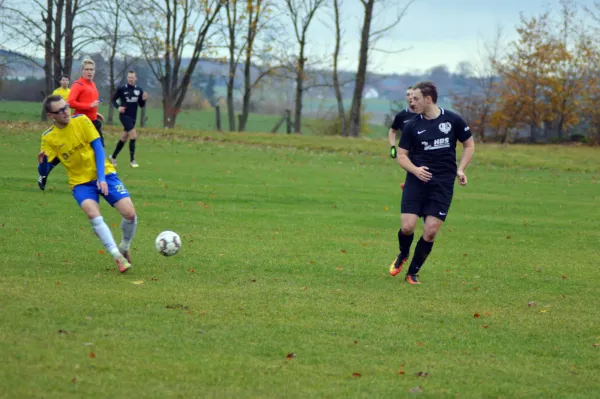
[388,86,417,159]
[109,71,148,168]
[388,81,475,284]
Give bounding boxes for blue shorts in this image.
[72,173,130,207]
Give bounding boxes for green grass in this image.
[0,100,387,137]
[1,122,600,398]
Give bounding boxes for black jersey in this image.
[391,108,417,132]
[111,84,146,119]
[399,108,472,179]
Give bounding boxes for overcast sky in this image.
[306,0,598,75]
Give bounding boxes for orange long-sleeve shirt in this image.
[67,78,99,121]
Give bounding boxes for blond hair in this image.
[81,58,95,70]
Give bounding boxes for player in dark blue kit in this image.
[109,71,148,168]
[388,86,417,159]
[389,81,475,284]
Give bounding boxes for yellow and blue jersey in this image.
[40,115,116,188]
[52,87,71,101]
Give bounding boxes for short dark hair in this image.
[406,85,414,90]
[413,81,438,103]
[61,74,70,80]
[43,95,63,113]
[128,70,136,75]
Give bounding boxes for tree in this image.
[98,0,138,125]
[0,0,95,118]
[331,0,347,136]
[128,0,223,128]
[222,0,244,131]
[494,13,560,142]
[347,0,413,137]
[284,0,326,133]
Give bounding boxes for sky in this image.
[307,0,598,75]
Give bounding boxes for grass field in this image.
[0,100,387,137]
[1,121,599,398]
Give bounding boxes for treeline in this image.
[451,2,600,144]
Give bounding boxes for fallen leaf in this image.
[341,249,346,253]
[58,329,72,334]
[415,371,429,377]
[384,206,389,211]
[397,371,405,375]
[133,280,144,285]
[166,304,189,310]
[417,342,424,347]
[463,253,468,256]
[336,266,343,271]
[151,277,158,281]
[540,309,548,313]
[286,352,296,359]
[473,313,480,318]
[483,325,489,329]
[352,372,361,378]
[593,343,600,347]
[562,275,567,279]
[97,250,105,254]
[506,235,511,239]
[71,377,77,383]
[528,301,537,307]
[88,352,96,358]
[56,282,61,286]
[250,279,256,283]
[37,253,41,257]
[409,386,423,393]
[353,340,358,344]
[85,315,93,320]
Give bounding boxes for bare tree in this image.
[331,0,346,136]
[127,0,223,128]
[98,0,138,124]
[0,0,96,110]
[347,0,413,137]
[284,0,326,133]
[222,0,244,131]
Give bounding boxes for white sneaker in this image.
[109,156,117,167]
[130,160,139,168]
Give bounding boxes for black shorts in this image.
[92,119,104,146]
[119,114,137,132]
[401,174,454,221]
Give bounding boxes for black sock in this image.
[129,139,136,161]
[398,230,414,258]
[407,237,434,275]
[113,140,125,159]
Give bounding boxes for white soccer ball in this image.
[155,231,181,256]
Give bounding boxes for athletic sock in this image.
[129,139,136,161]
[398,230,414,258]
[407,236,434,275]
[113,140,125,159]
[90,216,120,258]
[119,216,137,251]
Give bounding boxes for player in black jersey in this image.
[109,71,148,168]
[388,86,417,159]
[389,81,475,284]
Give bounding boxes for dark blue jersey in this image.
[391,108,417,132]
[111,84,146,119]
[399,108,472,179]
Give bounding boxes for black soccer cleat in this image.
[38,174,47,191]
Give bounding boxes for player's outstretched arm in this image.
[457,137,475,186]
[139,90,147,107]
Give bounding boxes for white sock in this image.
[119,216,137,251]
[91,216,120,258]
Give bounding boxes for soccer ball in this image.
[155,231,181,256]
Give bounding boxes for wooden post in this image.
[141,106,147,127]
[285,109,292,134]
[215,105,222,132]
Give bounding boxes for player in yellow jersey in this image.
[37,95,137,273]
[52,75,71,101]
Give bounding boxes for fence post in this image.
[215,105,222,132]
